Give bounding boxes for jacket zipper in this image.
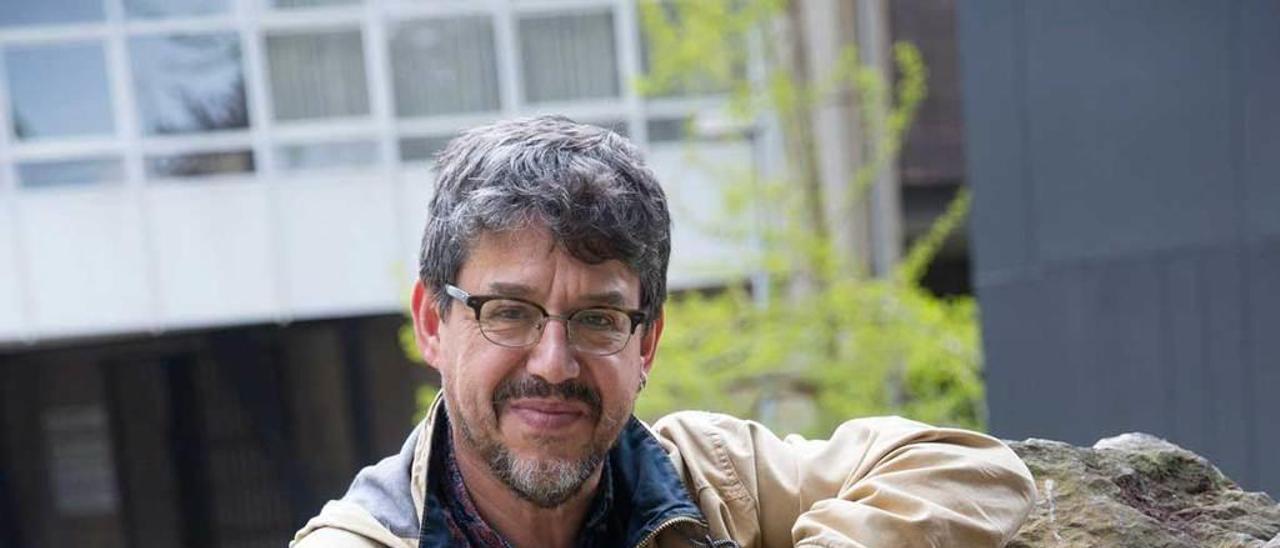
[632,515,706,548]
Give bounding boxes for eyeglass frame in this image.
[443,283,649,356]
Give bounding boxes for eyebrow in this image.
[485,282,629,307]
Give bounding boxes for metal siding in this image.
[1199,246,1252,487]
[1242,1,1280,239]
[962,0,1279,495]
[1247,240,1280,495]
[1160,255,1206,449]
[957,0,1035,283]
[1023,1,1238,264]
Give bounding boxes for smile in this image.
[504,399,591,431]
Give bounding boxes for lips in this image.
[505,399,590,430]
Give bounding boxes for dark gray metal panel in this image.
[957,0,1036,283]
[1023,1,1239,265]
[982,265,1099,443]
[1241,1,1280,239]
[1160,255,1207,451]
[961,0,1280,495]
[1087,258,1165,437]
[1198,246,1253,487]
[1247,239,1280,496]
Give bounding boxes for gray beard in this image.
[456,409,608,508]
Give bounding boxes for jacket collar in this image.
[414,395,708,547]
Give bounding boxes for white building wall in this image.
[0,0,758,345]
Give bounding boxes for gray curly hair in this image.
[418,115,671,323]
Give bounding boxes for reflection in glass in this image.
[271,0,359,8]
[130,33,248,135]
[399,136,453,163]
[266,30,369,121]
[5,42,115,140]
[124,0,229,19]
[390,17,499,117]
[519,12,619,103]
[146,150,254,179]
[0,0,103,28]
[17,157,124,188]
[276,141,378,171]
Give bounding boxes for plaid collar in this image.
[436,414,616,547]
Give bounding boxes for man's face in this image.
[412,226,662,507]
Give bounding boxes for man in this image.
[292,116,1036,547]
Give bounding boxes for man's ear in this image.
[411,281,444,371]
[638,310,664,377]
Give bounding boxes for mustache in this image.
[492,375,602,416]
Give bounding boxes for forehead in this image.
[456,228,640,305]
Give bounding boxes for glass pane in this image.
[519,12,619,103]
[271,0,359,8]
[648,118,693,143]
[390,16,499,117]
[276,140,377,171]
[399,136,452,163]
[265,30,369,121]
[130,33,248,135]
[146,150,254,179]
[123,0,229,19]
[588,119,628,138]
[0,0,104,27]
[5,42,114,140]
[17,157,123,188]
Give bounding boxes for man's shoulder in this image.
[292,420,430,547]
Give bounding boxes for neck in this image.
[451,429,601,548]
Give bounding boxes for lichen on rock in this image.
[1007,433,1280,548]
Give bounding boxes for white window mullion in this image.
[103,0,143,186]
[615,0,646,144]
[104,0,168,332]
[240,0,290,322]
[0,48,14,193]
[494,0,523,115]
[0,47,35,343]
[366,0,406,272]
[364,0,395,170]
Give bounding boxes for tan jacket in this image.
[292,399,1036,547]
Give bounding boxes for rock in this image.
[1007,433,1280,548]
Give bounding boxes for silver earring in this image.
[639,375,648,391]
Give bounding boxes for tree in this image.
[632,0,984,434]
[410,0,984,434]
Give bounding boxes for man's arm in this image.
[653,412,1037,547]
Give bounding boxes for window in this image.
[399,135,453,163]
[276,140,377,171]
[646,118,688,143]
[130,33,248,135]
[4,42,115,140]
[265,30,370,121]
[0,0,104,28]
[518,12,619,103]
[270,0,360,8]
[123,0,230,19]
[17,157,124,188]
[390,16,500,117]
[146,150,254,179]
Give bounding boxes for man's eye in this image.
[574,310,620,330]
[487,304,534,321]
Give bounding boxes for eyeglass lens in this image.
[477,299,631,354]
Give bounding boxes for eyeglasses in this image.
[444,284,648,356]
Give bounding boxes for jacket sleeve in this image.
[652,412,1036,548]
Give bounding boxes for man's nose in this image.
[525,319,580,385]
